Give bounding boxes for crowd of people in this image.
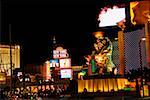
[0,84,70,99]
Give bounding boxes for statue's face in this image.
[132,1,150,24]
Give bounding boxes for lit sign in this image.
[60,69,72,78]
[0,73,6,83]
[53,47,69,59]
[17,72,23,77]
[60,58,71,68]
[50,59,59,67]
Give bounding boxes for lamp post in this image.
[9,24,13,94]
[139,37,146,97]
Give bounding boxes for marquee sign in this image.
[60,58,71,68]
[53,47,69,59]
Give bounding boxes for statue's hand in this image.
[84,55,91,62]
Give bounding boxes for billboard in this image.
[53,47,69,59]
[59,58,71,68]
[50,59,59,67]
[60,69,72,78]
[98,5,126,27]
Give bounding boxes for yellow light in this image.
[78,80,85,93]
[121,78,125,89]
[124,79,130,85]
[45,61,50,80]
[89,80,93,92]
[113,78,118,91]
[94,79,98,92]
[104,79,109,92]
[85,80,89,92]
[143,85,149,96]
[119,78,122,90]
[108,78,113,92]
[98,79,103,92]
[78,78,127,93]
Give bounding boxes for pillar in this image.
[118,31,125,76]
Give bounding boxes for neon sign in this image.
[60,58,71,68]
[53,47,69,59]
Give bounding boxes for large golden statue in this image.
[85,31,116,74]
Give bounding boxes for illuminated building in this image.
[130,1,150,68]
[23,45,74,81]
[0,44,20,76]
[49,46,72,80]
[124,29,147,71]
[118,1,150,73]
[116,1,150,75]
[43,61,51,80]
[78,78,129,93]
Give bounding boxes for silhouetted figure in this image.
[83,88,87,93]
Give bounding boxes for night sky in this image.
[1,0,126,66]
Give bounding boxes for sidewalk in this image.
[138,97,150,100]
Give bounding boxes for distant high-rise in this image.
[0,44,20,76]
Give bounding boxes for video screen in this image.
[98,5,126,27]
[50,59,59,67]
[59,58,71,68]
[60,69,72,78]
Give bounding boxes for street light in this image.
[9,24,13,94]
[139,37,146,97]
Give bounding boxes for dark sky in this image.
[1,0,126,66]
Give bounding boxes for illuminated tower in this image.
[53,36,56,44]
